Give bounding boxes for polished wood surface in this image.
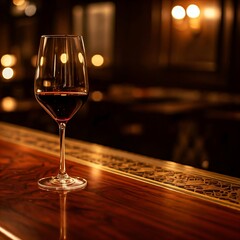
[0,123,239,240]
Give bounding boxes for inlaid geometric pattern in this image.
[0,122,239,210]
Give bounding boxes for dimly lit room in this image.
[0,0,239,239]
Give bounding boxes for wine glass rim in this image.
[41,34,82,38]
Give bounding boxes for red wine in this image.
[35,92,88,122]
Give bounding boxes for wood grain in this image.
[0,121,239,210]
[0,139,240,240]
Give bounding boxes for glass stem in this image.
[59,122,67,177]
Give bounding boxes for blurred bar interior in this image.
[0,0,240,177]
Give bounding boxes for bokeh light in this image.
[1,54,17,67]
[91,91,103,102]
[2,67,14,80]
[171,6,186,20]
[91,54,104,67]
[31,55,37,67]
[1,97,17,112]
[25,3,37,17]
[13,0,25,6]
[186,4,200,19]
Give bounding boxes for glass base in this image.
[38,175,87,191]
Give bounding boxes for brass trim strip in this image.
[0,122,239,210]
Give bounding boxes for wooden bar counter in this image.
[0,122,239,240]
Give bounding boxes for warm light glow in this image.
[40,56,44,66]
[13,0,25,6]
[91,91,103,102]
[90,167,101,179]
[186,4,200,19]
[1,54,17,67]
[202,160,209,169]
[0,226,22,240]
[78,52,84,63]
[171,6,186,20]
[31,55,37,67]
[15,0,27,11]
[189,18,201,31]
[2,67,14,79]
[43,80,51,87]
[91,54,104,67]
[25,3,37,17]
[204,8,218,19]
[1,97,17,112]
[60,53,68,64]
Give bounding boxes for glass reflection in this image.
[59,192,67,240]
[60,53,68,64]
[39,185,86,239]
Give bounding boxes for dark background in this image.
[1,0,240,177]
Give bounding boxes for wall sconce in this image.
[186,4,201,34]
[171,4,201,34]
[171,5,186,20]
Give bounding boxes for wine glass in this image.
[34,35,89,191]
